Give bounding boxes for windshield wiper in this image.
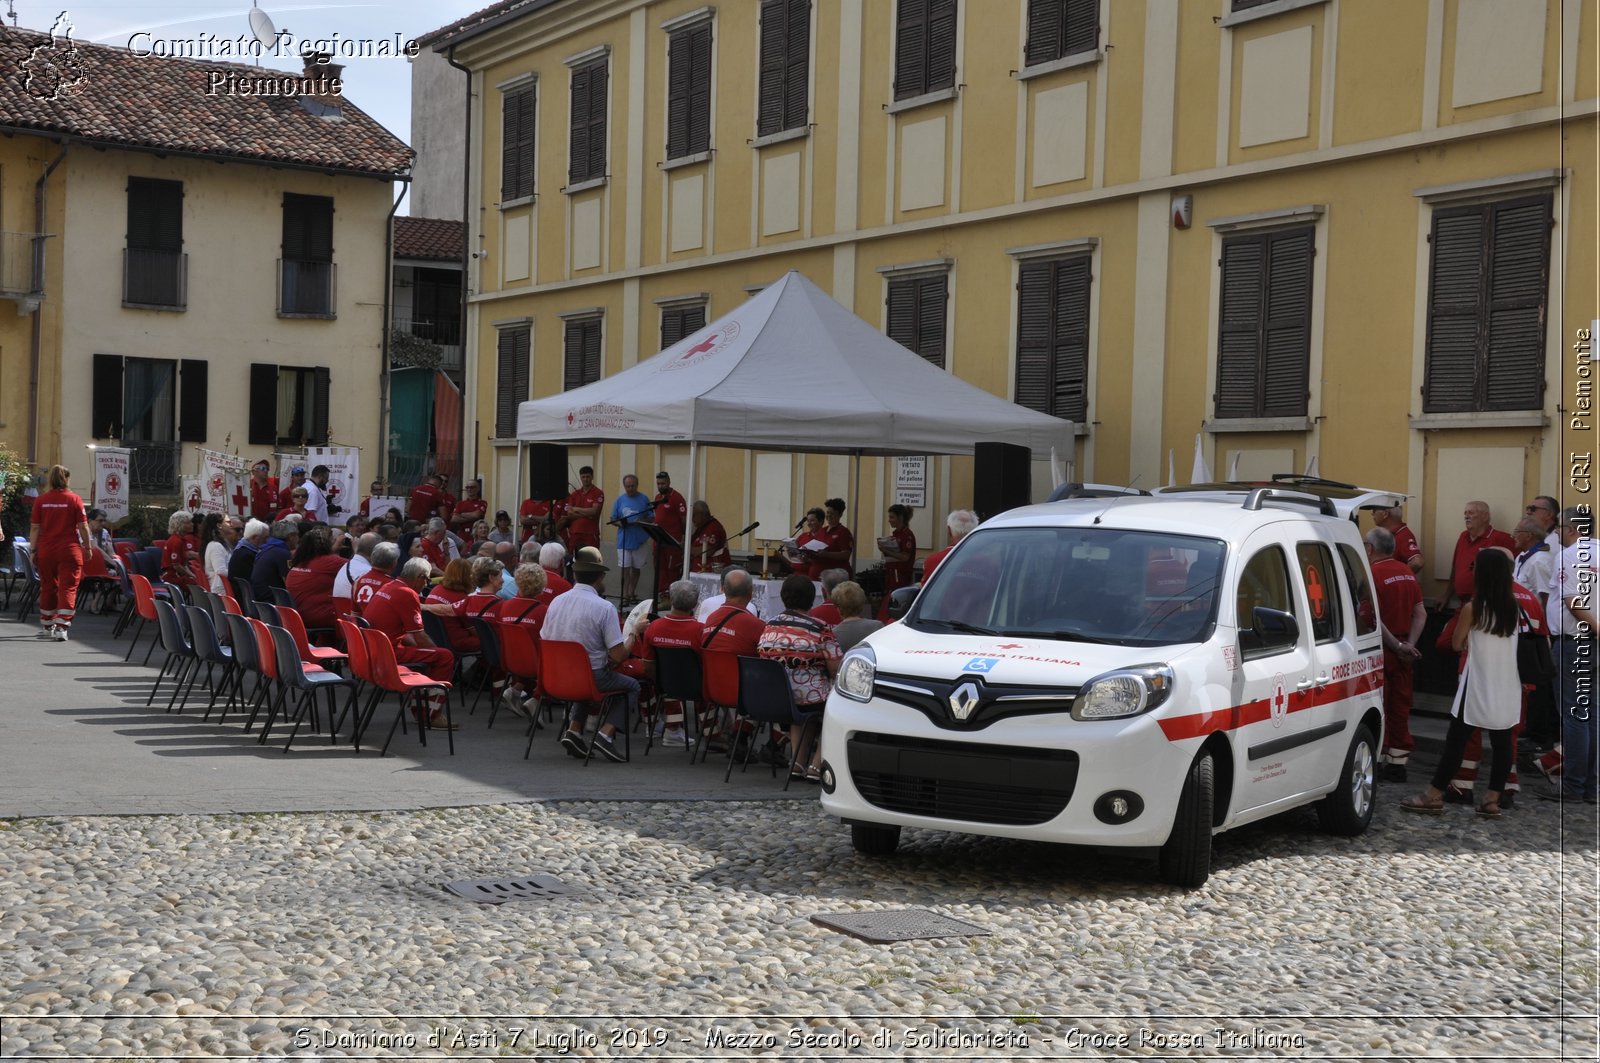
[918,618,999,637]
[1005,628,1120,644]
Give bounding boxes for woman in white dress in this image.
[200,514,239,596]
[1402,548,1522,817]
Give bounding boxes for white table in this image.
[689,572,821,620]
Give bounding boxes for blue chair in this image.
[11,543,39,623]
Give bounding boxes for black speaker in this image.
[973,441,1031,519]
[528,444,569,500]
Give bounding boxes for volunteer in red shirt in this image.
[519,495,553,544]
[789,508,829,580]
[419,519,453,576]
[559,466,604,551]
[362,556,457,729]
[248,460,279,522]
[879,504,917,620]
[27,463,92,641]
[358,479,384,519]
[349,541,399,616]
[277,467,307,512]
[496,563,550,630]
[652,471,688,591]
[463,556,509,626]
[537,541,573,603]
[1446,500,1515,604]
[423,557,481,652]
[702,570,765,657]
[284,528,348,631]
[449,480,488,538]
[816,498,855,577]
[689,500,731,572]
[1367,526,1425,782]
[161,510,204,587]
[810,569,847,626]
[408,472,448,523]
[923,509,978,583]
[1371,503,1423,575]
[638,579,704,745]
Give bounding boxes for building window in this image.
[569,58,609,184]
[1231,0,1278,10]
[1015,256,1091,421]
[495,325,531,438]
[249,362,330,446]
[660,302,707,349]
[1215,226,1313,419]
[407,267,462,346]
[758,0,810,136]
[279,193,335,317]
[563,317,602,390]
[91,353,210,443]
[124,177,186,309]
[886,274,948,369]
[894,0,957,101]
[667,20,713,159]
[1423,194,1552,413]
[1024,0,1098,66]
[501,84,536,201]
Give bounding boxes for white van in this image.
[818,485,1392,888]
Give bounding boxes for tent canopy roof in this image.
[516,270,1074,457]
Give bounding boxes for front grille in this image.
[872,672,1077,731]
[847,731,1078,826]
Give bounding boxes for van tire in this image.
[851,823,902,856]
[1159,751,1214,889]
[1317,724,1377,836]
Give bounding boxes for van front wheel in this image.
[1159,751,1214,889]
[851,822,901,856]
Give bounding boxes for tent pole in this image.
[681,440,698,581]
[850,450,861,574]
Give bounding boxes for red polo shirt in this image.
[363,581,424,645]
[701,603,764,657]
[350,569,394,615]
[285,554,347,629]
[564,485,605,547]
[250,477,279,521]
[408,482,443,522]
[1390,522,1421,567]
[640,612,704,660]
[1371,557,1421,640]
[1451,527,1516,600]
[519,498,551,543]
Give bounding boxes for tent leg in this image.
[850,450,861,574]
[681,441,697,581]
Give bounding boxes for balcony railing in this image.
[0,231,47,298]
[123,248,187,309]
[125,440,182,492]
[278,258,336,317]
[391,314,462,347]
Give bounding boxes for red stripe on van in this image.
[1158,669,1382,742]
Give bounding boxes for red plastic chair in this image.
[125,574,166,665]
[277,604,347,670]
[336,618,378,749]
[540,639,629,766]
[493,621,545,752]
[242,617,283,735]
[361,628,454,757]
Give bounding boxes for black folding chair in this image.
[730,656,808,789]
[468,616,505,717]
[12,543,39,622]
[149,599,199,715]
[185,604,237,722]
[268,585,297,610]
[229,576,257,617]
[265,625,357,752]
[653,646,705,760]
[422,611,478,709]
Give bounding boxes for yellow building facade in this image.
[434,0,1597,584]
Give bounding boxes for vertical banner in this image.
[199,449,249,517]
[367,496,409,523]
[181,477,204,513]
[276,452,308,489]
[94,448,131,522]
[307,446,360,524]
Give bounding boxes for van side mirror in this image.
[886,585,920,621]
[1251,606,1300,650]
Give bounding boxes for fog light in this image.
[820,762,836,794]
[1093,791,1144,824]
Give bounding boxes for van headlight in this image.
[835,647,876,702]
[1072,665,1175,720]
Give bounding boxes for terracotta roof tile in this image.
[395,216,464,261]
[0,26,412,178]
[417,0,562,49]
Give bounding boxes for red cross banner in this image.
[198,449,250,516]
[93,447,130,522]
[307,446,359,525]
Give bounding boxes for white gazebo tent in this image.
[515,270,1074,576]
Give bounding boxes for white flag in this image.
[1167,449,1176,488]
[1304,454,1319,478]
[199,449,248,516]
[307,446,360,524]
[1190,433,1212,484]
[94,448,131,522]
[181,477,204,514]
[1227,452,1241,481]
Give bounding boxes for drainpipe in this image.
[445,42,474,491]
[28,143,69,466]
[379,177,410,485]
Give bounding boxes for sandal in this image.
[1400,793,1444,815]
[804,766,821,784]
[1475,801,1501,818]
[789,766,808,780]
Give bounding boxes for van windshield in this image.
[909,527,1227,647]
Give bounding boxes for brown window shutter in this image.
[1261,229,1312,418]
[92,354,124,440]
[1216,235,1265,419]
[311,367,331,444]
[1024,0,1062,66]
[127,178,183,253]
[248,363,279,445]
[667,30,693,158]
[1014,261,1053,413]
[1423,208,1486,413]
[583,319,602,385]
[894,0,928,99]
[569,61,607,183]
[586,61,609,181]
[783,0,810,130]
[501,86,536,200]
[757,0,788,136]
[687,23,713,155]
[1484,195,1552,410]
[1052,256,1091,421]
[178,359,208,443]
[282,194,333,263]
[1063,0,1098,56]
[926,0,957,92]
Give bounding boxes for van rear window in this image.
[911,528,1226,647]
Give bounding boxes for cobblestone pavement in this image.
[0,795,1595,1060]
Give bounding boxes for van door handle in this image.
[1296,677,1315,691]
[1313,673,1331,687]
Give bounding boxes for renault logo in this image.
[948,681,981,721]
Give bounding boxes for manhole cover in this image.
[810,909,990,943]
[444,875,582,904]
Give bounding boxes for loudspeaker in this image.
[528,443,569,500]
[973,442,1031,520]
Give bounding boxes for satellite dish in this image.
[248,4,278,47]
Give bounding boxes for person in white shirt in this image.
[1547,507,1598,803]
[541,546,639,762]
[301,465,331,523]
[332,532,378,605]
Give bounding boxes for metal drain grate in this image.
[444,874,583,905]
[810,908,990,943]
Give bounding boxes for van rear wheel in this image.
[851,822,901,856]
[1317,724,1377,836]
[1159,751,1214,889]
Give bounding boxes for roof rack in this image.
[1242,488,1338,517]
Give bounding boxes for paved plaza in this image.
[0,609,1596,1059]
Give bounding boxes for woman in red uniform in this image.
[423,557,481,653]
[689,500,732,572]
[816,497,855,577]
[878,504,916,620]
[160,510,205,587]
[283,528,348,630]
[28,464,93,641]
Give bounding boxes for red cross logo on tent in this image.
[1270,674,1288,727]
[679,333,719,360]
[231,484,249,515]
[566,410,575,426]
[1305,565,1326,620]
[104,473,120,494]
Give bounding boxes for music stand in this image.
[639,521,681,612]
